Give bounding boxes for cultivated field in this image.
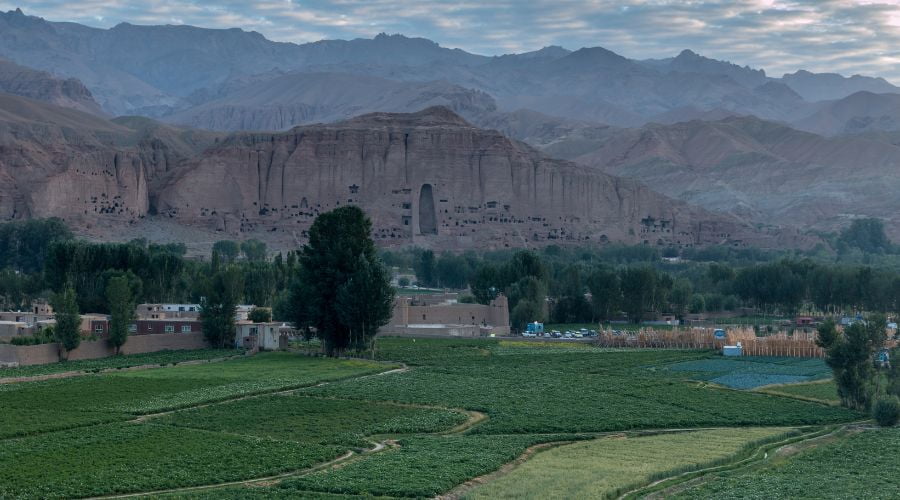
[0,339,891,499]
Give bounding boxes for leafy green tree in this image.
[669,279,693,319]
[240,239,267,261]
[619,267,657,323]
[586,267,620,321]
[873,396,900,427]
[414,250,437,287]
[819,315,886,410]
[470,264,500,305]
[200,267,243,348]
[838,218,894,254]
[248,307,272,323]
[299,206,391,356]
[51,285,81,360]
[336,255,395,355]
[212,240,240,264]
[435,252,470,289]
[106,276,135,355]
[511,299,543,332]
[689,294,706,315]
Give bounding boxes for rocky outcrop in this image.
[0,58,103,115]
[153,107,796,250]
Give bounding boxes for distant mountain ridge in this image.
[2,8,898,129]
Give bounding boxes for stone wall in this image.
[0,332,207,367]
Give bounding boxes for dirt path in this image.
[0,355,246,385]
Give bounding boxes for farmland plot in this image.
[0,422,341,499]
[305,339,857,434]
[0,353,393,437]
[468,428,795,499]
[674,428,900,499]
[665,356,832,389]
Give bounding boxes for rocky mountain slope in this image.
[166,72,496,131]
[0,58,103,115]
[791,91,900,136]
[574,116,900,239]
[0,93,793,250]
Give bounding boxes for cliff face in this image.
[153,107,791,250]
[0,93,216,227]
[0,95,797,250]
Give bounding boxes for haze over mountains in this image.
[0,8,897,246]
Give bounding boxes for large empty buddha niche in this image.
[418,184,437,235]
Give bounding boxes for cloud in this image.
[4,0,900,82]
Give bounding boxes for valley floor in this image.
[0,339,893,499]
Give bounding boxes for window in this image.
[181,325,191,333]
[128,324,137,332]
[94,324,104,333]
[165,325,174,333]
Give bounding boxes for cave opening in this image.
[418,184,437,235]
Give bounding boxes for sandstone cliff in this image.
[0,93,217,226]
[152,107,795,250]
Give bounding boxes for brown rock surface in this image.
[0,94,800,251]
[152,107,799,250]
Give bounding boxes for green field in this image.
[674,428,900,499]
[757,380,840,405]
[468,428,795,499]
[0,338,875,499]
[0,348,243,378]
[665,356,832,389]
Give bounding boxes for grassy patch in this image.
[468,428,795,499]
[674,428,900,499]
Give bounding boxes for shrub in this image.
[398,277,410,287]
[873,396,900,427]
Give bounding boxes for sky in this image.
[6,0,900,82]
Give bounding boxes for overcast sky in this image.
[6,1,900,82]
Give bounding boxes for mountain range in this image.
[0,8,898,246]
